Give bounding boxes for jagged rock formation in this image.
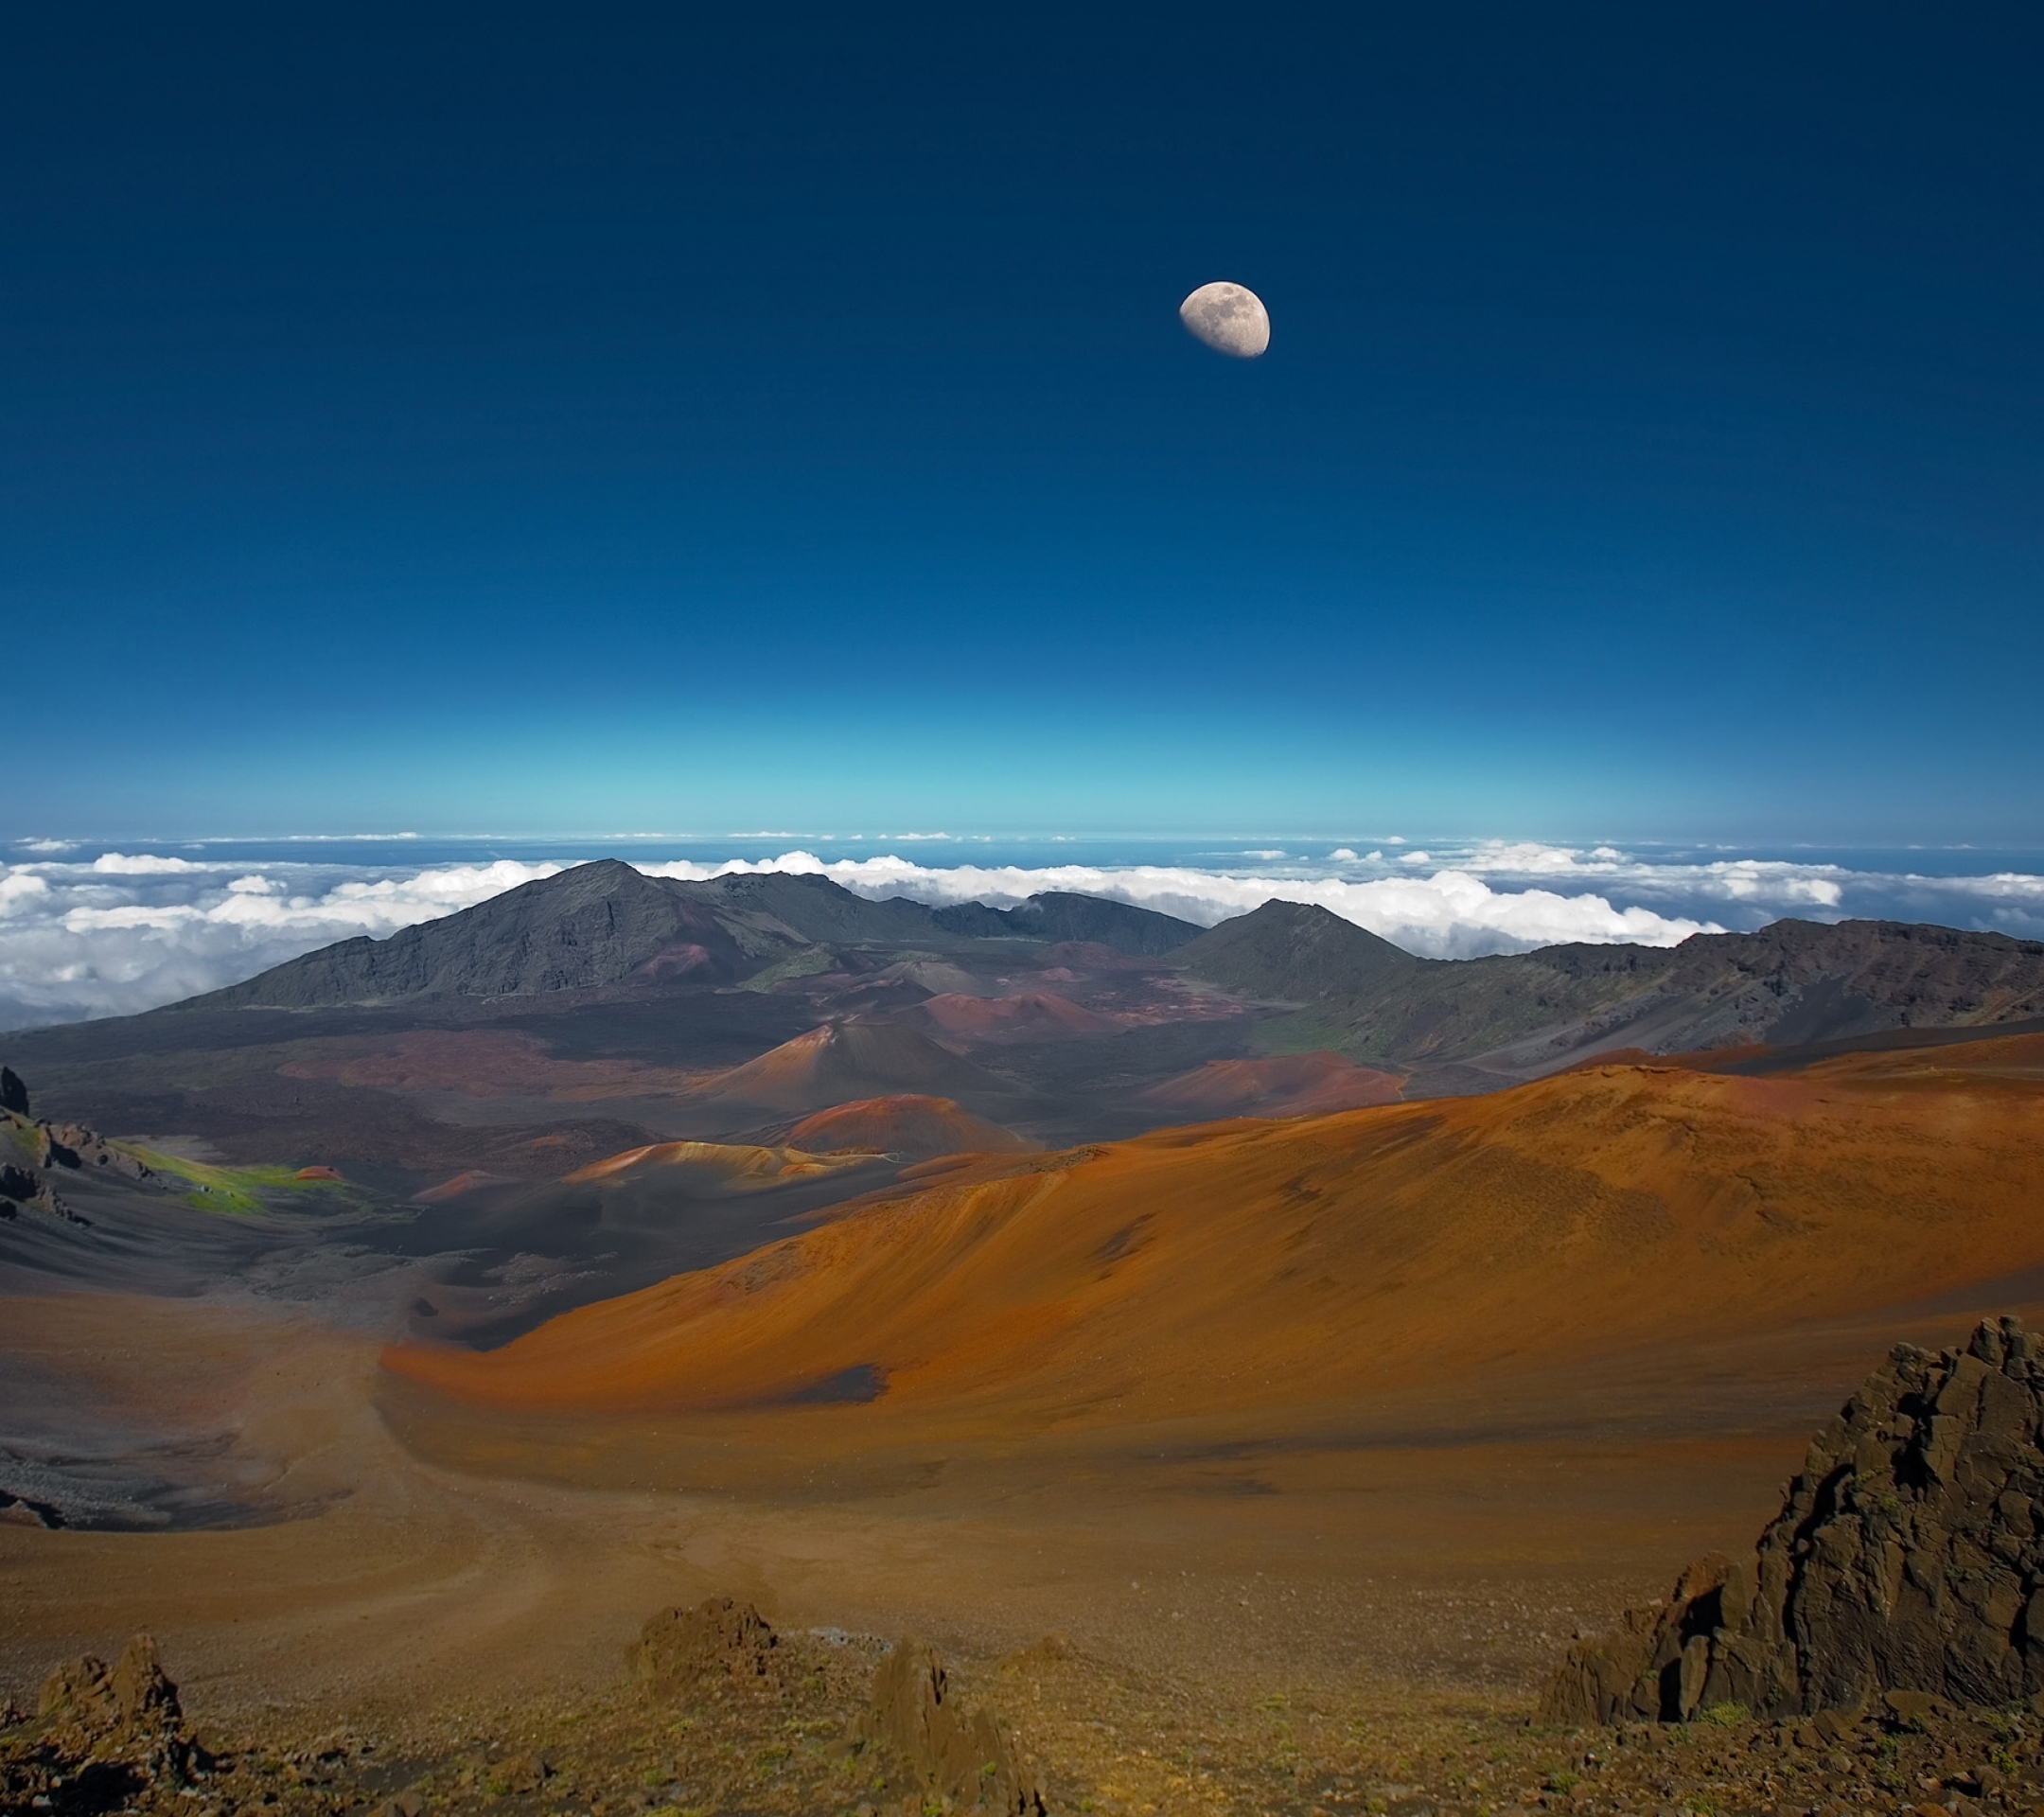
[39,1633,182,1735]
[0,1160,86,1225]
[1542,1316,2044,1723]
[0,1077,150,1223]
[0,1071,152,1230]
[35,1633,192,1783]
[27,1117,152,1179]
[860,1639,1045,1816]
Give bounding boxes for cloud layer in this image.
[2,841,2039,1030]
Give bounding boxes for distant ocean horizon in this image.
[5,832,2042,1031]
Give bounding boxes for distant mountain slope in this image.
[784,1095,1039,1159]
[1178,905,2044,1078]
[184,866,1200,1013]
[694,1021,1018,1116]
[1139,1052,1403,1119]
[930,891,1201,955]
[1172,901,1423,999]
[679,871,948,948]
[192,861,781,1008]
[384,1042,2044,1425]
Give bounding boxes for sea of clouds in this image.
[3,840,2041,1029]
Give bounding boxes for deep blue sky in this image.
[6,4,2040,842]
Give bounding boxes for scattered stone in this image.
[0,1163,37,1203]
[498,1752,551,1793]
[1542,1315,2044,1721]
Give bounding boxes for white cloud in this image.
[89,853,211,875]
[0,859,564,1028]
[637,852,1721,957]
[1329,848,1360,862]
[0,873,51,915]
[16,838,76,855]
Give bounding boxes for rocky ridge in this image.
[0,1070,159,1226]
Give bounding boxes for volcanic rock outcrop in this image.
[34,1633,193,1783]
[860,1639,1045,1816]
[630,1596,784,1692]
[1542,1316,2044,1723]
[625,1600,1043,1812]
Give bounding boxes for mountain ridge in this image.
[1176,904,2044,1079]
[187,865,1208,1013]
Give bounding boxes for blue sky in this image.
[6,4,2040,842]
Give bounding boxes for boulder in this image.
[1542,1316,2044,1723]
[0,1067,27,1115]
[629,1596,783,1691]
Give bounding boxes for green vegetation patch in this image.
[131,1148,361,1217]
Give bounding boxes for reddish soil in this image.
[784,1094,1038,1158]
[913,993,1119,1043]
[558,1139,875,1191]
[1140,1051,1403,1118]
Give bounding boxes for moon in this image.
[1179,281,1270,359]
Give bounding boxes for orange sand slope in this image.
[559,1139,875,1191]
[1141,1051,1403,1118]
[384,1052,2044,1433]
[784,1094,1039,1159]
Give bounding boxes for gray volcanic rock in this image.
[1542,1316,2044,1723]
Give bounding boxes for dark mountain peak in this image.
[192,860,779,1010]
[680,872,943,947]
[1006,892,1203,955]
[927,891,1202,956]
[1173,900,1421,1001]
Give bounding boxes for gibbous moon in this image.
[1179,281,1270,359]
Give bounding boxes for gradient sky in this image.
[7,5,2041,843]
